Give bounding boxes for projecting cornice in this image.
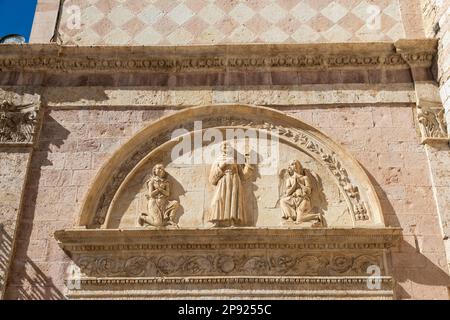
[0,40,437,73]
[55,228,403,253]
[395,39,437,68]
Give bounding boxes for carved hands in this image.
[139,164,180,228]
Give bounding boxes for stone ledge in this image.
[66,276,395,300]
[55,227,402,252]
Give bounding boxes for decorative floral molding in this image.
[0,54,411,72]
[0,41,436,73]
[75,253,382,278]
[0,100,40,146]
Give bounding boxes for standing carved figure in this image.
[280,160,322,226]
[208,142,253,227]
[139,164,179,227]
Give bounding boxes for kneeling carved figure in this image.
[139,164,179,227]
[280,160,322,227]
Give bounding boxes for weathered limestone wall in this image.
[416,0,450,274]
[1,94,448,299]
[3,106,173,299]
[30,0,425,45]
[0,150,32,298]
[420,0,450,119]
[0,92,42,299]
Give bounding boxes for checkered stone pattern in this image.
[59,0,406,45]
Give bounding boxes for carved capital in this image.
[416,104,449,144]
[0,100,41,146]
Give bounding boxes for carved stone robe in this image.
[146,176,178,226]
[280,173,312,221]
[208,155,252,226]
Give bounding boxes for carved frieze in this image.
[0,53,406,73]
[0,100,40,146]
[0,41,437,74]
[75,253,383,278]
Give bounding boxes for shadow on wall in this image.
[0,224,65,300]
[363,167,450,299]
[3,113,70,300]
[0,224,12,293]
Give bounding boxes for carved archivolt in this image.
[79,104,384,229]
[0,100,40,145]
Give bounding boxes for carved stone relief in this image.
[109,124,368,228]
[0,41,436,74]
[138,164,180,228]
[279,160,323,227]
[75,252,383,278]
[0,100,40,145]
[83,106,382,229]
[55,227,401,299]
[417,105,449,144]
[114,140,352,229]
[208,142,254,227]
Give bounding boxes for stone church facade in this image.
[1,0,450,299]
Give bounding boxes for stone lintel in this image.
[55,228,401,300]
